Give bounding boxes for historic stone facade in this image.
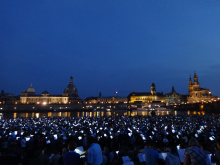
[187,73,218,103]
[128,83,164,103]
[20,85,69,104]
[165,86,186,105]
[20,76,81,104]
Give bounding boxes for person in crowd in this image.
[0,142,22,165]
[86,136,103,165]
[38,148,51,165]
[211,138,220,165]
[216,138,220,165]
[50,149,62,165]
[183,138,207,165]
[140,141,159,165]
[165,147,180,165]
[63,141,81,165]
[0,115,220,165]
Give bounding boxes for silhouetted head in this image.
[68,141,77,151]
[189,138,200,147]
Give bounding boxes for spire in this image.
[193,72,198,83]
[172,86,175,92]
[70,76,73,84]
[189,75,192,85]
[151,83,156,95]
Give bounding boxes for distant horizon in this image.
[1,72,219,99]
[1,1,220,99]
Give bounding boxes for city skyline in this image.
[1,1,220,99]
[1,73,218,100]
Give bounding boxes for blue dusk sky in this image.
[1,0,220,99]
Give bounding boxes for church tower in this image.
[188,76,193,96]
[70,76,73,85]
[151,83,156,95]
[63,76,79,99]
[193,72,200,90]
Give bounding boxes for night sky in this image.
[1,0,220,99]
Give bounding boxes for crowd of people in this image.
[0,114,220,165]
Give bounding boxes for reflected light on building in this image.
[200,105,204,109]
[36,113,39,118]
[48,112,52,117]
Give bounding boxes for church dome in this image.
[27,84,35,93]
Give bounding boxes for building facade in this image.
[20,86,69,104]
[128,83,164,103]
[187,73,218,103]
[20,76,81,104]
[85,96,128,104]
[165,86,186,105]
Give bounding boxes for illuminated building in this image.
[165,86,186,105]
[85,96,128,104]
[20,76,81,104]
[0,90,18,104]
[187,72,218,103]
[20,85,69,104]
[62,76,82,103]
[128,83,164,103]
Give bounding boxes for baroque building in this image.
[128,83,164,103]
[164,86,186,105]
[62,76,82,103]
[187,72,218,103]
[85,96,128,104]
[20,85,69,104]
[20,76,81,104]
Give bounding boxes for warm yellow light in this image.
[43,102,47,105]
[187,111,190,115]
